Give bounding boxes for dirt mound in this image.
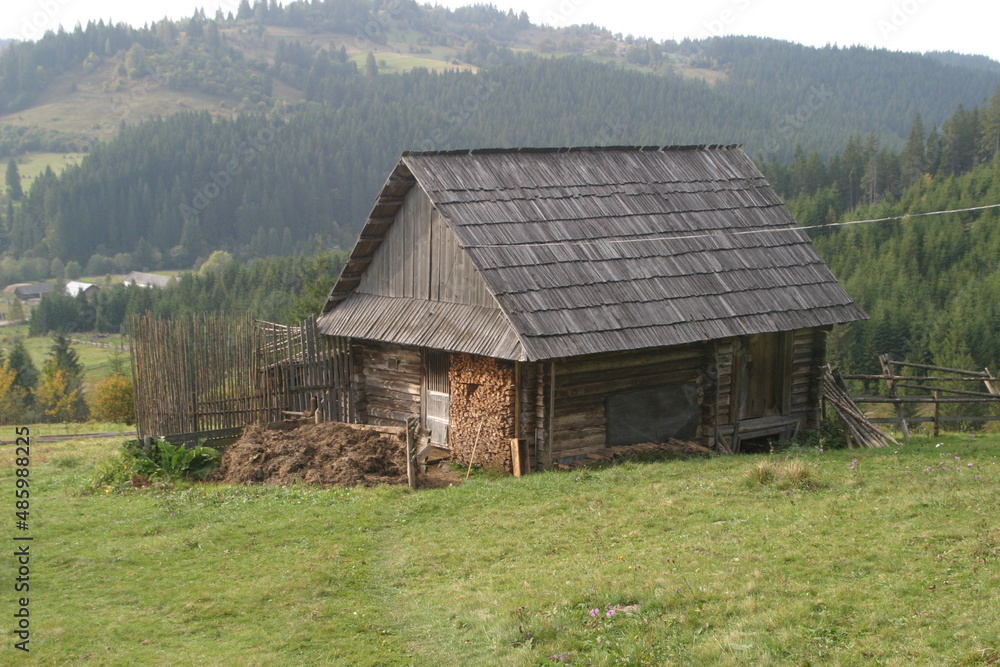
[210,422,408,487]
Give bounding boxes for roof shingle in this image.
[320,146,867,360]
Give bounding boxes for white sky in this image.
[4,0,1000,63]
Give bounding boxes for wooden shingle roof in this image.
[320,146,867,361]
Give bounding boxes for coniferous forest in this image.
[1,0,999,382]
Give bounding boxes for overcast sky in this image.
[5,0,1000,63]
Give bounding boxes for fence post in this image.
[406,416,418,490]
[880,354,910,442]
[933,390,940,437]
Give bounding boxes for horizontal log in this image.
[555,346,704,374]
[365,378,421,396]
[553,412,606,431]
[555,370,699,401]
[553,438,607,458]
[893,383,999,398]
[842,374,993,382]
[366,407,415,424]
[885,360,989,377]
[853,396,1000,404]
[869,415,1000,424]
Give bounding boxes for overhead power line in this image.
[460,203,1000,249]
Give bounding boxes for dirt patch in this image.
[210,422,409,487]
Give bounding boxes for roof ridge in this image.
[401,144,743,158]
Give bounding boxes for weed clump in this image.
[743,458,822,490]
[85,438,220,493]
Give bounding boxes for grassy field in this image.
[0,431,998,665]
[0,324,129,385]
[11,152,86,182]
[0,422,132,441]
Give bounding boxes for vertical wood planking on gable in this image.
[358,184,495,308]
[413,187,431,299]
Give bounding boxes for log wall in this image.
[550,343,709,460]
[448,353,516,471]
[349,327,830,469]
[793,327,828,429]
[354,341,422,429]
[518,362,541,469]
[547,327,829,461]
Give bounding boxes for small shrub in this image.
[743,458,821,490]
[88,373,135,424]
[743,460,776,485]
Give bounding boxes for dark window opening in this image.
[738,435,781,454]
[606,381,699,447]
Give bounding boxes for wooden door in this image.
[740,333,792,419]
[424,351,451,446]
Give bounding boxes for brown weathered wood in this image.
[130,313,356,440]
[893,383,1000,399]
[510,438,527,477]
[985,368,999,396]
[465,422,484,480]
[880,354,910,442]
[886,360,990,377]
[853,396,1000,404]
[547,361,555,469]
[822,365,900,448]
[843,374,997,382]
[406,416,418,490]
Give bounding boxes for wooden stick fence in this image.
[841,358,1000,440]
[129,312,355,441]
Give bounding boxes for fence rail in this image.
[841,357,1000,439]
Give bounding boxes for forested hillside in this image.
[757,93,1000,376]
[4,47,1000,278]
[2,0,1000,380]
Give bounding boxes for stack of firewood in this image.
[822,365,901,448]
[448,353,516,470]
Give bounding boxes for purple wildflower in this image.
[589,609,599,618]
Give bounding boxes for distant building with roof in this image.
[65,281,99,298]
[11,283,53,302]
[123,271,175,289]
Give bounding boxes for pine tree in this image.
[35,334,87,421]
[900,113,925,187]
[7,340,38,392]
[5,159,23,200]
[48,333,83,380]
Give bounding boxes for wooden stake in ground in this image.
[879,354,910,442]
[406,416,418,490]
[465,423,484,481]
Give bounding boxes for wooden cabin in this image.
[317,146,868,471]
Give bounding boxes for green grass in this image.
[0,422,132,440]
[11,152,86,181]
[0,328,129,385]
[1,433,998,664]
[347,50,476,74]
